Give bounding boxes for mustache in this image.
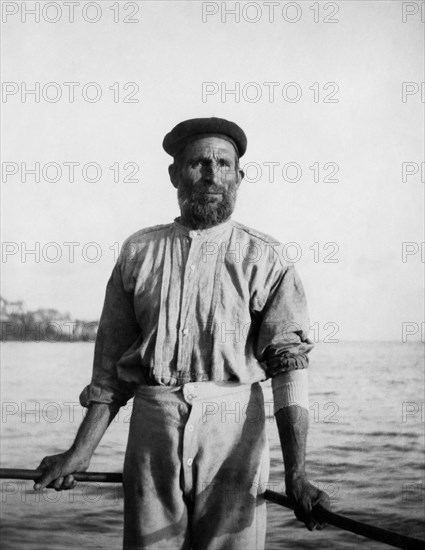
[178,179,239,204]
[192,185,224,195]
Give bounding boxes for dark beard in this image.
[178,182,238,229]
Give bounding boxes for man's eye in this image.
[219,159,230,167]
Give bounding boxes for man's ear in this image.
[231,169,244,190]
[168,163,178,189]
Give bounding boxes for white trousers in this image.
[123,382,269,550]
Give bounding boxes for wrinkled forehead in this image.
[181,136,238,159]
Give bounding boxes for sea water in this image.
[1,341,423,549]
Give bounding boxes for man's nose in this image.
[203,162,220,182]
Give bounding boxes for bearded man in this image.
[34,117,329,550]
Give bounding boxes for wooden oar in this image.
[0,469,423,550]
[0,468,122,484]
[263,489,424,550]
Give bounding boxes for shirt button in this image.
[187,458,193,467]
[182,328,189,336]
[186,384,195,393]
[190,264,196,271]
[188,424,194,432]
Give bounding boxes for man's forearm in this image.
[275,405,330,530]
[271,369,309,481]
[71,402,121,459]
[275,404,308,482]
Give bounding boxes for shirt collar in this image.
[173,217,233,240]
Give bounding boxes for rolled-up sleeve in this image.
[256,264,313,377]
[79,256,141,408]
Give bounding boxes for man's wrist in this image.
[285,471,306,485]
[69,443,94,462]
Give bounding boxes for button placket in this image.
[176,238,202,371]
[181,391,200,496]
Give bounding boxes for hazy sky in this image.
[1,0,424,341]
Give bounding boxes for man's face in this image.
[169,136,243,229]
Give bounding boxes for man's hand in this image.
[33,403,120,492]
[286,474,331,531]
[34,448,90,492]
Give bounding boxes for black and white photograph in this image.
[1,1,424,549]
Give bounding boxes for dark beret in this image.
[163,117,247,158]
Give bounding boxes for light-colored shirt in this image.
[80,218,313,407]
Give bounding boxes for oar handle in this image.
[264,489,424,550]
[0,468,123,483]
[1,470,423,550]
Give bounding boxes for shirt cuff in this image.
[272,369,309,414]
[265,351,309,377]
[79,382,134,408]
